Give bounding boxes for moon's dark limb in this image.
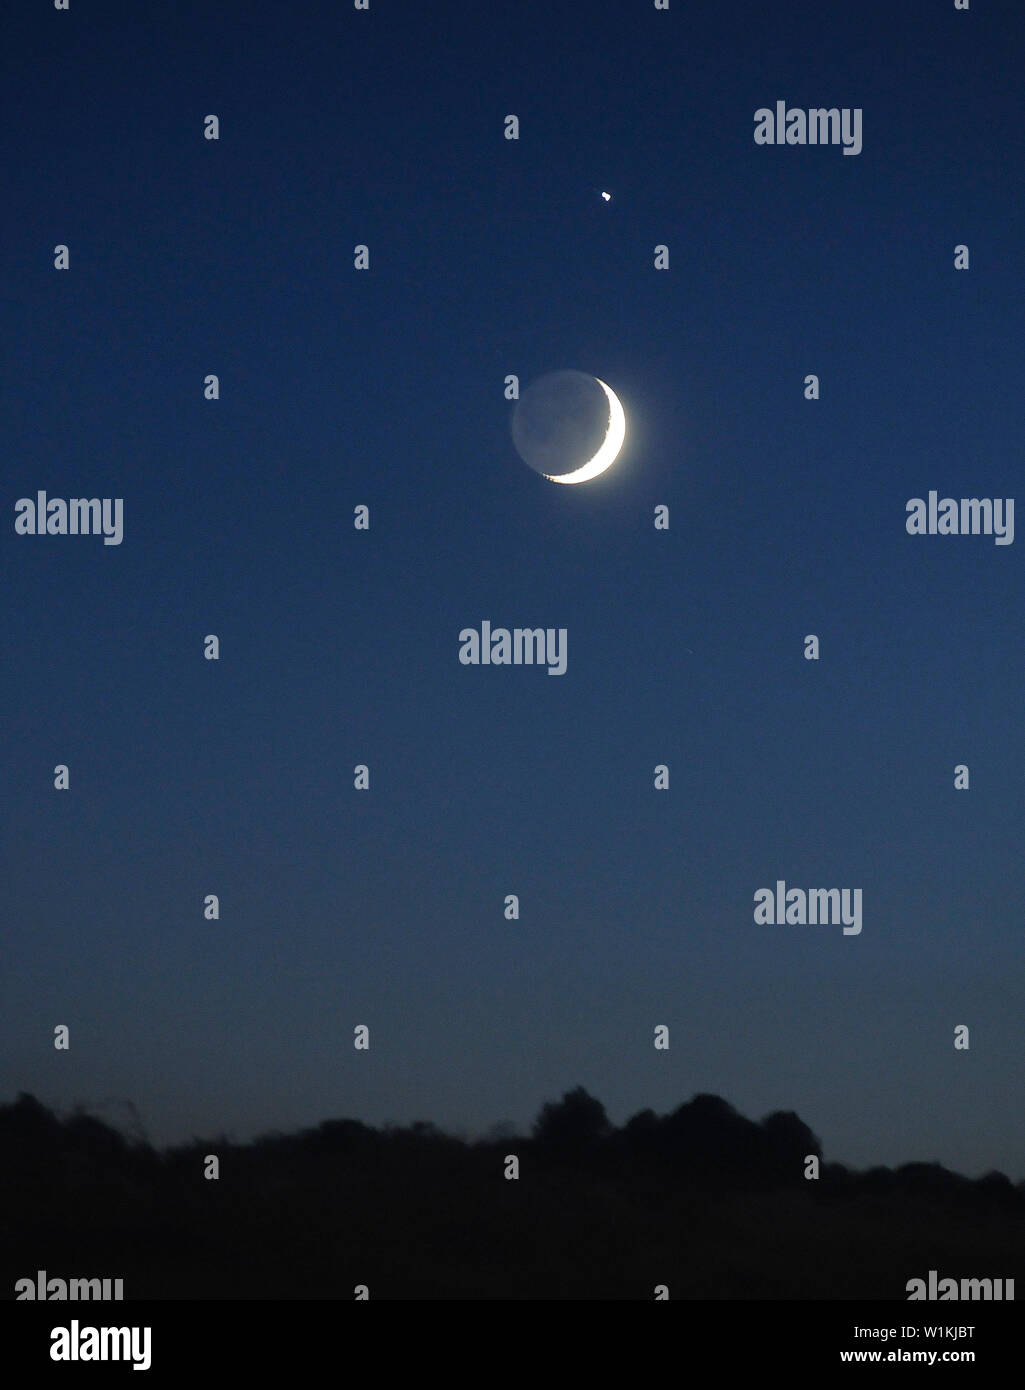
[511,370,610,478]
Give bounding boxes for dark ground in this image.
[3,1088,1022,1299]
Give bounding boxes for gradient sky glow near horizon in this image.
[3,0,1024,1179]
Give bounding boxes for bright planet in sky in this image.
[511,370,626,484]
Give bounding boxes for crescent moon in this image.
[543,378,626,484]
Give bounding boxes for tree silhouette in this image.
[1,1090,1021,1299]
[532,1086,611,1150]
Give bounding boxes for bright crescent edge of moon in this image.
[542,377,626,484]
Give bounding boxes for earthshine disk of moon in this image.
[511,370,626,484]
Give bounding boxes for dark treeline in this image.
[3,1088,1022,1299]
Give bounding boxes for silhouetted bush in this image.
[2,1089,1021,1299]
[533,1086,611,1151]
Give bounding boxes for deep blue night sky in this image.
[3,0,1023,1177]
